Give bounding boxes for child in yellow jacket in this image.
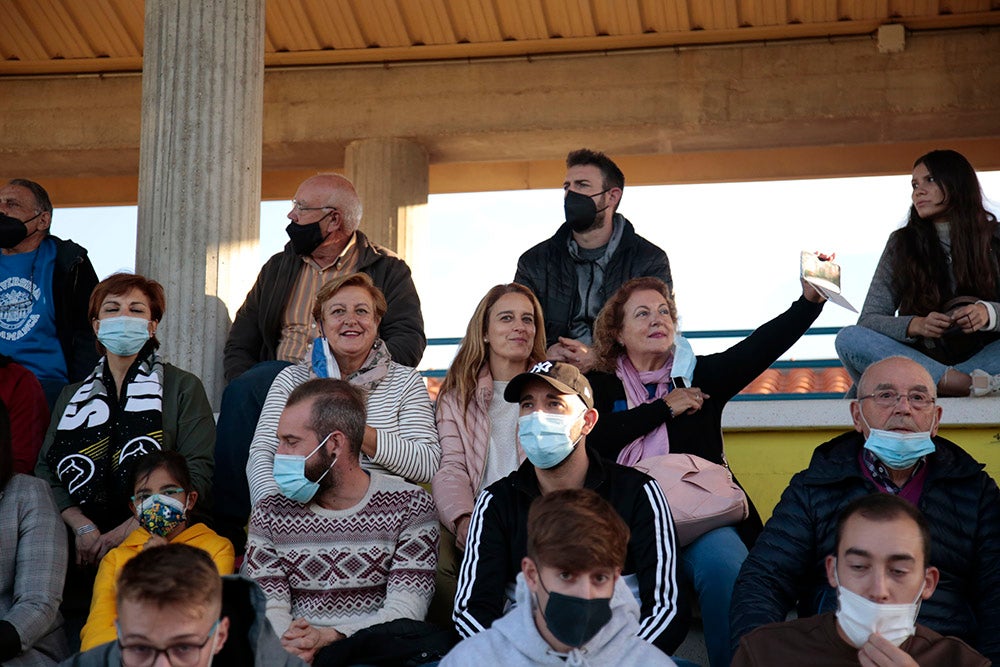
[80,450,235,650]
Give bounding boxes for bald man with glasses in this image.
[729,356,1000,664]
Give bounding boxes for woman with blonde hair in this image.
[431,284,547,551]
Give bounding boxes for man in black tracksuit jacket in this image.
[453,361,687,657]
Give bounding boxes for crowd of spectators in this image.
[0,146,997,666]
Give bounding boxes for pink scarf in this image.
[615,354,673,466]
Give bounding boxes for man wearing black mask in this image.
[514,149,672,372]
[0,179,99,407]
[216,173,424,550]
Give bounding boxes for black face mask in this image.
[0,212,35,249]
[563,189,609,233]
[285,220,327,256]
[537,572,613,648]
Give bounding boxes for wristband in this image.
[75,523,96,536]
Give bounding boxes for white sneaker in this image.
[970,369,1000,397]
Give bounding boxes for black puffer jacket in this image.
[514,215,671,347]
[729,431,1000,664]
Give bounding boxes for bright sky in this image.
[52,171,1000,371]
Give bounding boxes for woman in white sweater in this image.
[246,273,439,506]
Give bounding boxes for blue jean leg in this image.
[953,338,1000,375]
[679,526,748,667]
[835,325,949,390]
[212,360,291,551]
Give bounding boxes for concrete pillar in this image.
[345,138,429,258]
[136,0,265,407]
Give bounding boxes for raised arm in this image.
[697,295,824,402]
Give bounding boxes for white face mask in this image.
[834,567,924,648]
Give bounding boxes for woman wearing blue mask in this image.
[35,273,216,642]
[79,450,233,651]
[586,275,826,667]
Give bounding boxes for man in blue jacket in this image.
[730,356,1000,664]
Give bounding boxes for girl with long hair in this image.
[836,149,1000,396]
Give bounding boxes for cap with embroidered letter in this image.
[503,360,594,409]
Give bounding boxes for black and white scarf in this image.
[46,342,165,527]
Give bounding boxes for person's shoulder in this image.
[60,640,119,666]
[518,227,566,261]
[254,492,301,516]
[162,363,206,386]
[255,243,298,275]
[908,623,991,666]
[386,359,421,379]
[440,630,512,665]
[355,230,405,262]
[47,233,88,256]
[373,472,430,497]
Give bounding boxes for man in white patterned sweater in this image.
[242,378,438,664]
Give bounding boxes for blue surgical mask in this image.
[859,411,936,470]
[273,433,335,503]
[97,316,151,356]
[518,411,583,469]
[671,334,697,388]
[863,428,936,470]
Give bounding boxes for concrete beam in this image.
[1,28,997,206]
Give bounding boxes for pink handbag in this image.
[634,453,749,547]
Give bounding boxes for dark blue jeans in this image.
[212,360,291,553]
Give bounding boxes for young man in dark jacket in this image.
[730,356,1000,664]
[514,149,671,372]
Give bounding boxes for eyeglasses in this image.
[858,390,936,410]
[118,620,218,667]
[131,487,186,505]
[291,199,336,213]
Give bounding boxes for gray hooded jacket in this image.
[442,573,675,667]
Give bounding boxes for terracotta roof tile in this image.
[424,366,853,401]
